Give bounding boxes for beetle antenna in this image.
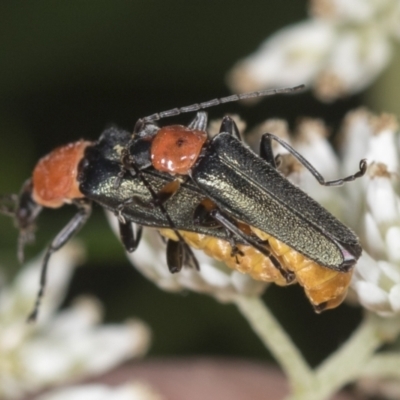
[143,85,305,123]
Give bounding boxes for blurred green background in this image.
[0,1,364,366]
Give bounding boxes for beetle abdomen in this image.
[251,227,353,312]
[158,228,289,286]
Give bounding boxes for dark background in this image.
[0,1,363,366]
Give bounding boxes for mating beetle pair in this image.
[0,85,367,320]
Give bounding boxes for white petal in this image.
[367,115,399,172]
[21,320,150,383]
[338,109,373,215]
[389,284,400,313]
[378,260,400,285]
[70,321,151,375]
[295,119,339,180]
[20,341,73,384]
[293,119,343,208]
[0,242,85,326]
[0,321,31,351]
[385,226,400,264]
[353,251,381,284]
[198,262,232,288]
[366,176,399,228]
[353,281,391,313]
[230,271,266,297]
[46,297,102,337]
[363,212,386,258]
[315,29,391,101]
[227,20,335,92]
[340,108,373,176]
[310,0,378,22]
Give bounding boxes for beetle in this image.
[0,123,302,321]
[118,88,367,311]
[81,125,361,312]
[0,85,365,319]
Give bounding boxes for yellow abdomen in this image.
[158,227,353,312]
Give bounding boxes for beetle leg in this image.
[119,220,142,253]
[27,199,92,322]
[114,120,145,187]
[183,243,200,270]
[193,199,219,228]
[166,238,199,273]
[259,133,277,168]
[224,229,245,260]
[210,209,295,284]
[219,116,242,141]
[166,239,183,273]
[193,201,243,261]
[188,112,208,131]
[114,146,134,188]
[261,133,367,186]
[127,161,200,272]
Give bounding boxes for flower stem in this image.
[234,297,400,400]
[361,353,400,379]
[304,314,382,400]
[233,295,315,393]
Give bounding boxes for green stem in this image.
[234,295,400,400]
[233,295,315,393]
[307,314,382,400]
[234,296,400,400]
[361,353,400,379]
[285,313,400,400]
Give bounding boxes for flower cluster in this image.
[341,110,400,316]
[248,109,400,316]
[227,0,400,101]
[0,242,151,399]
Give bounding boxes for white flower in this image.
[227,20,335,94]
[227,0,400,101]
[36,381,163,400]
[316,111,400,315]
[106,212,266,302]
[339,110,400,316]
[0,243,151,399]
[249,108,400,316]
